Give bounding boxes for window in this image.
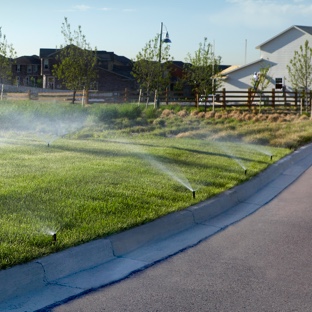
[27,65,32,73]
[44,59,49,69]
[275,78,283,89]
[17,65,21,72]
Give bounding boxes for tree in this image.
[0,27,16,84]
[53,17,98,104]
[287,40,312,93]
[251,66,272,111]
[184,38,222,108]
[132,34,172,108]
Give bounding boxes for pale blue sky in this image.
[1,0,312,65]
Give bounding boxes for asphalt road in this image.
[50,166,312,312]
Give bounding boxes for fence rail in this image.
[0,85,310,111]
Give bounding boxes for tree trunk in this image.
[85,89,89,105]
[72,90,76,104]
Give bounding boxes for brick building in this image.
[39,48,136,91]
[12,55,41,87]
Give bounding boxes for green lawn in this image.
[0,101,299,269]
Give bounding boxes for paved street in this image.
[51,166,312,312]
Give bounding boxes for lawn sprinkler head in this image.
[52,233,57,243]
[270,154,273,161]
[244,168,247,175]
[192,190,196,199]
[47,142,50,147]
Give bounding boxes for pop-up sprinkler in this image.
[52,233,57,243]
[192,190,196,199]
[244,169,247,175]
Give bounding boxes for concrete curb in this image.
[1,143,312,311]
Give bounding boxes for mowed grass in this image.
[0,101,300,270]
[0,134,288,270]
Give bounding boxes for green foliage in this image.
[132,33,172,105]
[287,40,312,92]
[1,101,312,270]
[93,104,143,122]
[53,17,98,101]
[251,66,271,92]
[0,127,289,269]
[142,106,161,119]
[0,27,16,83]
[184,38,222,98]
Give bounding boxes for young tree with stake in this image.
[132,34,172,108]
[287,40,312,113]
[0,27,16,85]
[53,17,98,105]
[184,37,222,109]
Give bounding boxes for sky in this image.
[1,0,312,66]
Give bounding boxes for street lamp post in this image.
[157,22,171,107]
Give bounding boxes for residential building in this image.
[39,47,136,91]
[221,25,312,92]
[12,55,41,87]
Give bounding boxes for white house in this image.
[221,25,312,92]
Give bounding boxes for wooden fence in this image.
[1,87,310,111]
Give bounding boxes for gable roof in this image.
[15,55,41,65]
[256,25,312,49]
[220,59,265,76]
[39,48,59,58]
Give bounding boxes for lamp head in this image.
[163,32,171,43]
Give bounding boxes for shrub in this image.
[205,111,215,119]
[177,110,189,117]
[143,107,161,120]
[153,118,166,127]
[119,105,143,120]
[96,106,119,122]
[197,112,206,118]
[161,109,175,118]
[267,114,281,122]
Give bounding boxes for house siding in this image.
[222,26,312,92]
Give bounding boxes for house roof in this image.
[220,59,265,76]
[256,25,312,49]
[219,65,240,76]
[15,55,41,65]
[39,48,59,58]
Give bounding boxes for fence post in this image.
[310,91,312,118]
[0,84,3,100]
[28,89,31,100]
[222,88,226,109]
[294,90,298,107]
[154,90,157,108]
[138,89,142,105]
[195,89,199,108]
[247,88,252,109]
[272,89,275,109]
[124,88,128,102]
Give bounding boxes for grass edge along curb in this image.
[1,142,312,305]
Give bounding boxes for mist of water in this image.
[212,140,247,171]
[0,104,88,146]
[41,226,60,236]
[146,154,194,191]
[243,143,273,159]
[112,138,195,192]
